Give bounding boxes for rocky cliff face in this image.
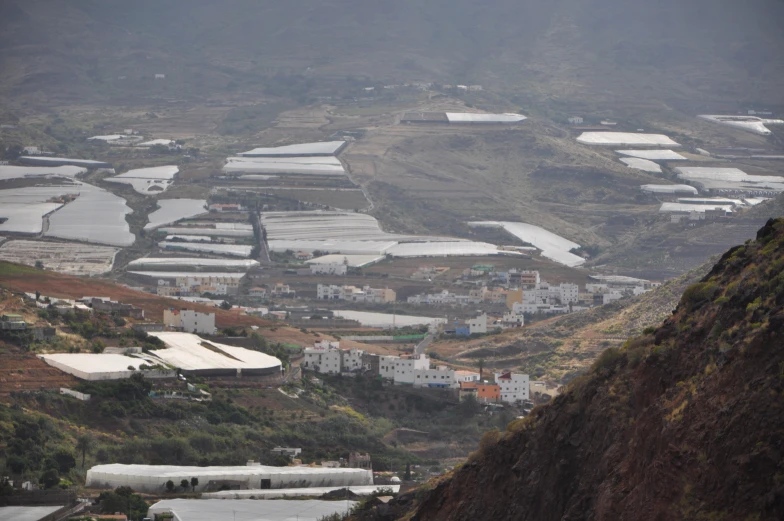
[372,219,784,521]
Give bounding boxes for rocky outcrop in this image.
[371,219,784,521]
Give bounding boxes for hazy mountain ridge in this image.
[353,218,784,520]
[2,0,783,103]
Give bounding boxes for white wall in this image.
[495,373,529,403]
[414,367,456,388]
[394,355,430,385]
[180,310,216,334]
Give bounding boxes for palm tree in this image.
[478,358,485,381]
[76,434,93,468]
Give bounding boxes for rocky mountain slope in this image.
[2,0,783,104]
[365,218,784,520]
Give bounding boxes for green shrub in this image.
[681,282,719,308]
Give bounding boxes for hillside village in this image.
[1,2,784,519]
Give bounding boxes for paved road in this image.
[414,333,435,356]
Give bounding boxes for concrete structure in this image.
[495,371,529,404]
[0,313,26,330]
[60,388,91,401]
[163,309,216,334]
[270,447,302,459]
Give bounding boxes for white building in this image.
[414,366,456,388]
[311,263,348,276]
[495,371,529,404]
[379,355,399,380]
[467,314,488,335]
[163,309,216,334]
[500,312,524,329]
[301,342,363,375]
[568,116,584,125]
[455,370,481,384]
[316,284,395,303]
[603,292,624,304]
[393,355,430,385]
[302,344,342,374]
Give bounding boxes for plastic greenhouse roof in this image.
[148,499,358,521]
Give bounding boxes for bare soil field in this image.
[0,348,79,397]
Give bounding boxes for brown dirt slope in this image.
[368,219,784,521]
[0,261,337,347]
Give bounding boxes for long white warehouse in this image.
[86,464,373,492]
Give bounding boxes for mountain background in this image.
[2,0,784,105]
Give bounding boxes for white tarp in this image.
[0,183,135,247]
[159,227,254,237]
[127,258,259,270]
[333,310,445,328]
[239,141,346,157]
[87,464,371,492]
[616,150,687,161]
[39,353,174,381]
[306,254,385,267]
[0,505,65,521]
[659,202,734,213]
[144,199,208,230]
[640,184,699,195]
[0,240,118,276]
[268,240,397,255]
[577,132,680,147]
[698,115,784,136]
[158,241,253,257]
[385,241,504,258]
[223,156,345,175]
[148,499,358,521]
[148,333,281,374]
[44,183,135,246]
[203,484,400,499]
[619,158,662,173]
[675,167,784,192]
[0,165,86,180]
[468,222,585,267]
[0,203,63,234]
[445,112,527,123]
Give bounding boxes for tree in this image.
[404,463,411,481]
[40,468,60,489]
[219,300,232,310]
[478,358,485,380]
[165,480,174,492]
[190,477,198,492]
[35,260,44,269]
[76,434,93,468]
[458,394,481,418]
[180,479,189,491]
[52,449,76,474]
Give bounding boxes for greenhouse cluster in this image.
[86,464,374,493]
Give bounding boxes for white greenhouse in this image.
[86,464,373,493]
